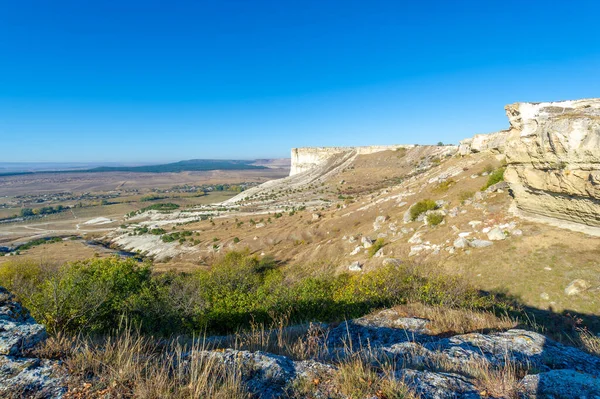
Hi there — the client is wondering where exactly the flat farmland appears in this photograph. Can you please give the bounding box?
[0,167,289,249]
[0,169,288,196]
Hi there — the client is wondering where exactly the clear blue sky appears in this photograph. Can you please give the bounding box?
[1,0,599,162]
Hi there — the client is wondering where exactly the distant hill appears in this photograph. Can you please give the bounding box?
[86,159,268,173]
[0,159,268,177]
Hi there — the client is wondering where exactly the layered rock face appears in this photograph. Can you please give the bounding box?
[290,145,414,176]
[458,130,509,155]
[504,99,600,229]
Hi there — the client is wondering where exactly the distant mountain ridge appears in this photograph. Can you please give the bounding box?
[0,159,274,177]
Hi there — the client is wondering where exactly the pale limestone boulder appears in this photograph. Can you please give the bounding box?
[468,239,493,248]
[487,227,506,241]
[361,236,374,248]
[453,237,469,249]
[458,130,509,155]
[348,261,362,272]
[470,130,509,153]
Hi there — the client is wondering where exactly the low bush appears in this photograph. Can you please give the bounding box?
[410,199,438,220]
[427,213,444,226]
[482,168,505,190]
[1,257,151,334]
[367,238,385,257]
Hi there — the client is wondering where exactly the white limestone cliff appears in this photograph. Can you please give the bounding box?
[290,145,415,176]
[503,98,600,231]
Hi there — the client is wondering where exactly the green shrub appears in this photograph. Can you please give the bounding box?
[16,237,62,251]
[482,167,505,190]
[410,200,438,220]
[0,259,55,302]
[427,213,444,226]
[368,238,385,258]
[1,251,517,337]
[5,257,152,334]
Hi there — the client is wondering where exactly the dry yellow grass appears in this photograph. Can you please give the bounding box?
[51,328,250,399]
[471,358,524,399]
[576,328,600,356]
[331,358,416,399]
[389,303,517,335]
[31,304,535,399]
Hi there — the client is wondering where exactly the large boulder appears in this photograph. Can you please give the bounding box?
[459,130,509,155]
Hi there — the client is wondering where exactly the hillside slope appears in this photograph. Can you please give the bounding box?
[106,139,599,315]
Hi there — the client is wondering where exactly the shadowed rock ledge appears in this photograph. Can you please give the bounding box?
[0,287,66,398]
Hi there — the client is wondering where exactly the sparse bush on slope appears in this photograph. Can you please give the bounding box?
[482,167,505,190]
[367,238,385,257]
[427,213,444,226]
[410,199,437,220]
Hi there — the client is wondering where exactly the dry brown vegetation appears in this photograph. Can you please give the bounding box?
[33,312,537,399]
[41,329,250,399]
[381,303,517,335]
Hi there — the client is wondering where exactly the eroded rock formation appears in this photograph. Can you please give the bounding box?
[458,130,509,155]
[504,99,600,230]
[290,145,415,176]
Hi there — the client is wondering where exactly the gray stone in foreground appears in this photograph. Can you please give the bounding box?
[0,357,65,399]
[0,287,47,357]
[423,329,600,376]
[0,286,66,399]
[398,369,482,399]
[0,321,47,357]
[520,369,600,398]
[193,349,333,399]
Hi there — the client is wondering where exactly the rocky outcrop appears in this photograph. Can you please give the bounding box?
[459,130,509,155]
[290,145,414,176]
[191,310,600,398]
[0,287,66,398]
[504,99,600,231]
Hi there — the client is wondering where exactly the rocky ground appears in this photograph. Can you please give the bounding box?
[2,286,600,398]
